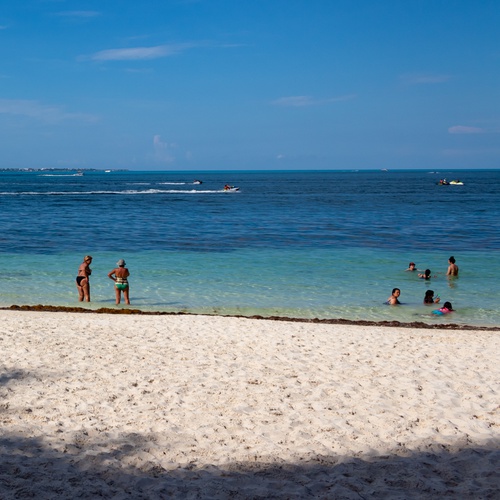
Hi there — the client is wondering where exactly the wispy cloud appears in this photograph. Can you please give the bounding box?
[272,94,356,107]
[153,135,176,163]
[448,125,486,134]
[272,96,313,107]
[88,43,195,62]
[400,73,452,84]
[0,99,98,123]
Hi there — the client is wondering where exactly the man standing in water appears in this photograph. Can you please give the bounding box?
[446,256,459,276]
[76,255,92,302]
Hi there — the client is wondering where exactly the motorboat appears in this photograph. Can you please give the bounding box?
[438,179,464,186]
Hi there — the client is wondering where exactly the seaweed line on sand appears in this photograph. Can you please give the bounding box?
[2,304,499,331]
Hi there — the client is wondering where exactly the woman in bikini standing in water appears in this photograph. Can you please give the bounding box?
[108,259,130,305]
[76,255,92,302]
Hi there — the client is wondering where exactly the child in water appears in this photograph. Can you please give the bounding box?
[432,302,453,315]
[423,290,440,304]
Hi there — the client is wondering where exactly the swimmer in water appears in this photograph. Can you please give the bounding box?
[405,262,417,272]
[387,288,401,305]
[423,290,440,305]
[446,256,459,276]
[418,269,432,280]
[432,301,453,315]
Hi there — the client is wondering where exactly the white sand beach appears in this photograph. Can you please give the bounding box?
[1,310,499,498]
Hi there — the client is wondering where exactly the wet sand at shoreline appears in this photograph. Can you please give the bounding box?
[4,304,500,331]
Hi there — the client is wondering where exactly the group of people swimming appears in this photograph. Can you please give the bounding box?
[405,256,458,280]
[77,254,459,312]
[76,256,130,305]
[387,256,459,315]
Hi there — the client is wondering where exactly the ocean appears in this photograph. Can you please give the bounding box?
[1,169,499,326]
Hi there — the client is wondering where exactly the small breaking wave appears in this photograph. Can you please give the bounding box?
[0,189,229,196]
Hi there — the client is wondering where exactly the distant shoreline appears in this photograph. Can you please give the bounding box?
[0,168,128,172]
[1,167,499,173]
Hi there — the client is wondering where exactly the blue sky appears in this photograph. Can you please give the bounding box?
[1,0,499,170]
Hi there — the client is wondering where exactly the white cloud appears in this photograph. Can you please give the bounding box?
[0,99,98,123]
[153,135,176,163]
[272,94,355,107]
[89,43,194,62]
[400,73,452,84]
[448,125,485,134]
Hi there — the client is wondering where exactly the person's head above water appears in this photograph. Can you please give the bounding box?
[419,269,431,280]
[423,289,436,304]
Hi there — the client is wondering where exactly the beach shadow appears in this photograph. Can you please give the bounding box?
[0,369,31,387]
[1,368,498,498]
[0,431,498,499]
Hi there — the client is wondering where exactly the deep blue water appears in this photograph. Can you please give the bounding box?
[1,169,499,326]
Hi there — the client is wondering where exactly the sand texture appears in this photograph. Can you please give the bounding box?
[1,310,499,498]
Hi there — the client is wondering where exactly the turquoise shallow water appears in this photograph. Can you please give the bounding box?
[0,169,499,326]
[0,247,497,326]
